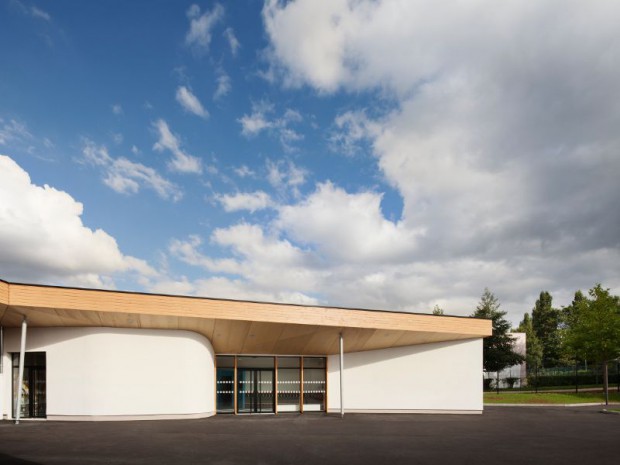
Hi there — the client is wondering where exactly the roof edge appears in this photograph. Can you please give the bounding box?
[1,277,489,322]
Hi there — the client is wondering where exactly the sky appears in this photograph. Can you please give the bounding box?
[1,0,619,325]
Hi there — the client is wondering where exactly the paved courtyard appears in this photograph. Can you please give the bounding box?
[0,407,618,464]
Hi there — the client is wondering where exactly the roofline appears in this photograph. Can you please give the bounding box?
[0,277,488,322]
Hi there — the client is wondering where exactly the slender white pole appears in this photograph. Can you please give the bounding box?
[15,316,27,424]
[0,325,4,374]
[339,332,344,418]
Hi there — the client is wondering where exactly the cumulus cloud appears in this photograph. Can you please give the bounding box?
[82,140,182,201]
[216,191,273,213]
[277,182,421,263]
[185,3,224,52]
[167,224,321,302]
[111,104,123,115]
[175,86,208,118]
[152,119,202,174]
[155,275,319,305]
[160,0,620,323]
[0,154,155,287]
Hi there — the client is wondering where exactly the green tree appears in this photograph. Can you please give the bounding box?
[560,290,586,361]
[561,290,586,327]
[472,289,524,391]
[563,284,620,405]
[531,291,562,366]
[432,305,444,315]
[516,312,543,369]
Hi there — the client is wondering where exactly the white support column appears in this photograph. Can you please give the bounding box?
[339,332,344,418]
[0,325,4,374]
[15,316,27,424]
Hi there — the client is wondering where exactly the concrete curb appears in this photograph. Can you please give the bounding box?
[601,409,620,415]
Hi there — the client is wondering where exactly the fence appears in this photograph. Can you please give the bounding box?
[484,360,620,392]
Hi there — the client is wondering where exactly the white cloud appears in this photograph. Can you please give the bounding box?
[112,132,123,144]
[111,104,123,115]
[330,110,380,156]
[238,102,304,151]
[233,164,255,178]
[224,27,240,56]
[150,274,318,305]
[239,110,273,136]
[30,6,51,21]
[277,182,421,263]
[0,119,32,146]
[168,224,322,300]
[266,159,307,195]
[216,191,273,213]
[82,140,182,201]
[214,71,231,100]
[257,0,620,322]
[185,3,224,52]
[175,86,208,118]
[0,154,155,286]
[152,119,202,174]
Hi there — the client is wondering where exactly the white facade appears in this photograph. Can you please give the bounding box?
[327,338,483,413]
[1,327,215,421]
[0,324,485,419]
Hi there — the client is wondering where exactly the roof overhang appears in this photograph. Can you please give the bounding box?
[0,279,491,355]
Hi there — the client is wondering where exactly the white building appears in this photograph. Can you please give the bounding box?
[0,279,491,421]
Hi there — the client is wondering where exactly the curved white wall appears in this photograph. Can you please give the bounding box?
[1,327,215,420]
[327,338,483,413]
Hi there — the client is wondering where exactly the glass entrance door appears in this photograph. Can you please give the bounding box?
[12,352,46,419]
[237,369,274,413]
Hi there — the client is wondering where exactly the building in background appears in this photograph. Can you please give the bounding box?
[483,332,527,389]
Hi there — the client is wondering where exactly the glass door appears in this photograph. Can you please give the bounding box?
[12,352,46,418]
[237,369,274,413]
[216,356,235,413]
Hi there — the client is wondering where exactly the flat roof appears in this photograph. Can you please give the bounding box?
[0,279,491,355]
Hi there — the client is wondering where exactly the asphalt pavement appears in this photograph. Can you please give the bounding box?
[0,407,618,464]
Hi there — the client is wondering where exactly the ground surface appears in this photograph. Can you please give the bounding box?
[1,407,619,464]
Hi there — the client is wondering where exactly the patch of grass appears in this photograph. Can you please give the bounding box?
[484,391,620,404]
[486,383,614,392]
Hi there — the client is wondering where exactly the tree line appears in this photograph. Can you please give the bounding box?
[467,284,620,404]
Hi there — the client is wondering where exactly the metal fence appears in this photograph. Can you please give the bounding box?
[484,360,620,392]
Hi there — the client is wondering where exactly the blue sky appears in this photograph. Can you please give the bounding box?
[1,0,619,323]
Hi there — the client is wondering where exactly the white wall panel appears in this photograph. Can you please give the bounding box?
[1,327,215,420]
[327,338,483,413]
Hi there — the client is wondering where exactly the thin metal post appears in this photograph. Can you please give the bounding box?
[575,358,578,394]
[339,332,344,418]
[0,325,4,374]
[15,316,27,424]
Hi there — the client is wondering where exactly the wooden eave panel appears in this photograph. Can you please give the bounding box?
[240,322,286,354]
[177,317,216,341]
[0,280,491,354]
[6,283,491,337]
[0,280,8,322]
